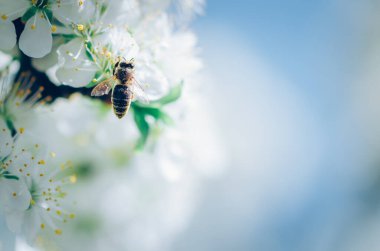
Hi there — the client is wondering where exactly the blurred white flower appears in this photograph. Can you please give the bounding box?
[1,143,75,244]
[0,73,47,133]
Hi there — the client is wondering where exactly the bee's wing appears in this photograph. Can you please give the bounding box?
[91,77,115,96]
[129,78,150,104]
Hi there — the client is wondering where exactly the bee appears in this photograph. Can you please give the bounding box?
[91,58,147,119]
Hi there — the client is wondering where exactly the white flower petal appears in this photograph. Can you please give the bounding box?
[100,0,140,26]
[0,51,13,69]
[5,210,24,233]
[57,37,86,68]
[135,64,170,100]
[0,179,31,211]
[104,28,139,59]
[0,0,30,21]
[7,151,33,175]
[56,65,97,87]
[0,120,13,159]
[19,14,52,58]
[52,0,95,24]
[32,50,58,72]
[0,20,16,50]
[22,209,40,244]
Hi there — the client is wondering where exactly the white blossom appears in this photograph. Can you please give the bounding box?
[0,0,93,58]
[0,141,75,243]
[0,1,221,250]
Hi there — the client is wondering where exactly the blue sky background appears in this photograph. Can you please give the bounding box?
[192,0,362,108]
[170,1,379,251]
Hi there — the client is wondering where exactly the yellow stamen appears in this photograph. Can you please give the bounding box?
[55,229,62,235]
[69,175,77,183]
[1,14,8,20]
[38,160,45,165]
[76,24,84,31]
[51,25,57,32]
[19,128,25,134]
[31,24,36,30]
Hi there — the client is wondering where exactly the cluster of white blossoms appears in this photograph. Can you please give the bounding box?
[0,0,224,250]
[0,75,76,249]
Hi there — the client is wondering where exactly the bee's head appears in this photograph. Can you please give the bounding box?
[115,57,134,70]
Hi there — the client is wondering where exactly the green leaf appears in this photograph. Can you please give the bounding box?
[138,106,173,125]
[155,110,173,125]
[5,117,16,137]
[21,7,37,23]
[58,34,77,43]
[133,111,150,151]
[153,82,183,106]
[3,174,19,180]
[130,83,183,150]
[44,9,53,23]
[85,40,96,62]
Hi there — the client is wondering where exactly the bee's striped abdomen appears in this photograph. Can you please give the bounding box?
[112,85,132,119]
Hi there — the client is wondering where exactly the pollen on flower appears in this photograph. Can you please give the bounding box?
[1,14,7,20]
[70,175,77,183]
[40,224,45,229]
[76,24,84,31]
[31,24,36,30]
[55,229,62,235]
[38,160,45,165]
[19,127,25,134]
